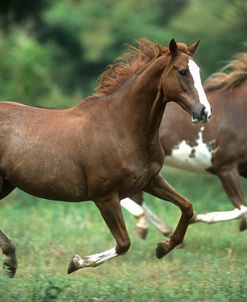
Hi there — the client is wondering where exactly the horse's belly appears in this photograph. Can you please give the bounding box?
[1,157,88,201]
[165,138,217,174]
[12,176,88,202]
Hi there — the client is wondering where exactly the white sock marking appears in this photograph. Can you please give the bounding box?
[195,205,247,223]
[75,247,118,268]
[143,203,172,234]
[120,198,144,217]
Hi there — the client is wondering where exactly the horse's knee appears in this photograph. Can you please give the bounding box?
[116,240,131,255]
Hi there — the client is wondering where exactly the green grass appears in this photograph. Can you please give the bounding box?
[0,168,247,301]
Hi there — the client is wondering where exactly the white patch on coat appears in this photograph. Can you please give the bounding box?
[188,59,211,117]
[165,127,217,173]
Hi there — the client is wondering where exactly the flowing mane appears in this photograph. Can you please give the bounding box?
[205,53,247,92]
[95,39,190,95]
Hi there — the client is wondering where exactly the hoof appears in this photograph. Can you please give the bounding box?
[67,255,80,274]
[239,216,247,231]
[135,226,148,240]
[156,241,170,259]
[3,260,17,278]
[67,260,78,274]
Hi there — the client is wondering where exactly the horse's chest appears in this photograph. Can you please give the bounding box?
[165,128,218,173]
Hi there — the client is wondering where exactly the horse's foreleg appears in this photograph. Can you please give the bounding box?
[121,192,172,239]
[0,230,17,278]
[68,193,130,274]
[191,167,247,230]
[145,173,193,258]
[143,203,173,236]
[0,177,17,278]
[121,197,149,239]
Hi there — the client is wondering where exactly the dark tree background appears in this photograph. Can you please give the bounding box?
[0,0,246,106]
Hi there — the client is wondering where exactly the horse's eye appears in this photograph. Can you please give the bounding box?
[179,69,189,76]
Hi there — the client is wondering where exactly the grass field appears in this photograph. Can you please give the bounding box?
[0,168,246,302]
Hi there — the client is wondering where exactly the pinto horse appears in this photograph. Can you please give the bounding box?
[121,52,247,239]
[0,38,211,277]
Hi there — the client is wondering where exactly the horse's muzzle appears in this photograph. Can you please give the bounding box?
[192,105,211,123]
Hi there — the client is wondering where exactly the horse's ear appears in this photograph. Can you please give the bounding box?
[188,40,200,56]
[169,39,178,57]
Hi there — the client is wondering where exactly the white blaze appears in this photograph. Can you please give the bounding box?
[188,59,211,117]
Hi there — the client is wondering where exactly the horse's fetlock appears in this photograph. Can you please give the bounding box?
[117,241,131,255]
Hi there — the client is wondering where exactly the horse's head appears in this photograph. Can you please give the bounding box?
[160,39,211,123]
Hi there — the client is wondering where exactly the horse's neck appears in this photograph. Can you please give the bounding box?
[111,57,167,138]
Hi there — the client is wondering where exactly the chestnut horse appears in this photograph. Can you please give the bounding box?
[0,38,211,277]
[121,53,247,239]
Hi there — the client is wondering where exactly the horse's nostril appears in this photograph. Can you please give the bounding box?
[200,106,206,117]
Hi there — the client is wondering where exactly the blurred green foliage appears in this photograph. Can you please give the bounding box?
[0,29,53,104]
[0,0,246,106]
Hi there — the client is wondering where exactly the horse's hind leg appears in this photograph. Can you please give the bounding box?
[0,177,17,277]
[218,167,247,231]
[121,192,172,239]
[191,166,247,231]
[0,230,17,278]
[121,193,150,239]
